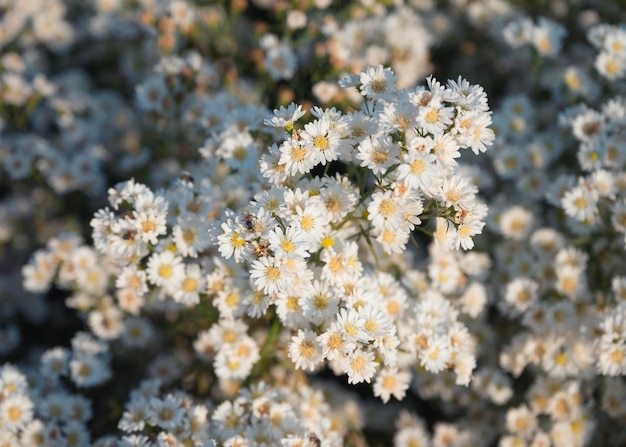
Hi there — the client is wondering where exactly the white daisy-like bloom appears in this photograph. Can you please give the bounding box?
[116,265,149,296]
[446,75,489,112]
[598,339,626,376]
[278,137,316,176]
[172,216,211,258]
[214,338,259,381]
[119,396,149,432]
[69,355,111,388]
[39,392,70,421]
[453,109,495,154]
[439,174,478,212]
[319,175,358,223]
[374,333,400,367]
[121,317,154,349]
[0,366,27,399]
[378,99,419,133]
[0,392,34,432]
[170,0,195,29]
[504,277,539,315]
[213,284,247,320]
[287,202,331,250]
[596,50,626,80]
[455,218,485,250]
[359,65,397,100]
[454,352,476,386]
[499,205,534,241]
[116,288,145,316]
[88,306,125,340]
[561,185,599,222]
[146,250,185,292]
[217,220,250,263]
[502,16,534,48]
[419,336,452,373]
[264,102,306,128]
[432,132,462,168]
[344,110,378,142]
[416,99,454,135]
[300,118,345,166]
[355,134,400,175]
[394,424,431,447]
[288,329,323,372]
[356,304,394,342]
[590,169,616,198]
[131,193,169,245]
[555,264,586,298]
[266,225,310,260]
[212,400,246,439]
[135,75,170,114]
[20,419,48,446]
[373,367,411,403]
[199,319,249,356]
[40,347,70,379]
[320,242,362,286]
[172,263,205,305]
[264,41,297,81]
[317,323,356,362]
[367,190,405,231]
[22,250,56,293]
[397,149,441,196]
[531,17,567,57]
[301,279,339,326]
[147,394,185,432]
[335,307,366,342]
[275,293,308,330]
[259,144,289,186]
[342,347,377,384]
[250,255,293,296]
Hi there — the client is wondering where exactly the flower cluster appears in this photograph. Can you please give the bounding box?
[502,15,567,57]
[7,0,626,445]
[588,23,626,80]
[0,360,94,446]
[116,379,361,446]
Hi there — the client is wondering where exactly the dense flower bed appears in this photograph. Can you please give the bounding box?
[1,1,626,446]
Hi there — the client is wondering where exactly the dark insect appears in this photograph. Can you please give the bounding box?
[122,230,136,241]
[307,432,321,447]
[179,171,194,183]
[244,214,259,232]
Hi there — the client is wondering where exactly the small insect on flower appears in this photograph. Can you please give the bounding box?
[122,230,136,241]
[252,238,270,257]
[244,214,261,233]
[179,171,194,183]
[307,432,321,447]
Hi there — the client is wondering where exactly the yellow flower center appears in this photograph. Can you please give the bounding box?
[378,199,396,216]
[299,341,316,358]
[280,240,295,253]
[231,232,245,248]
[290,145,307,161]
[371,150,388,164]
[266,266,281,281]
[327,333,343,350]
[425,108,439,124]
[300,215,313,231]
[158,265,173,279]
[314,135,329,151]
[7,406,21,421]
[182,277,198,293]
[382,375,396,390]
